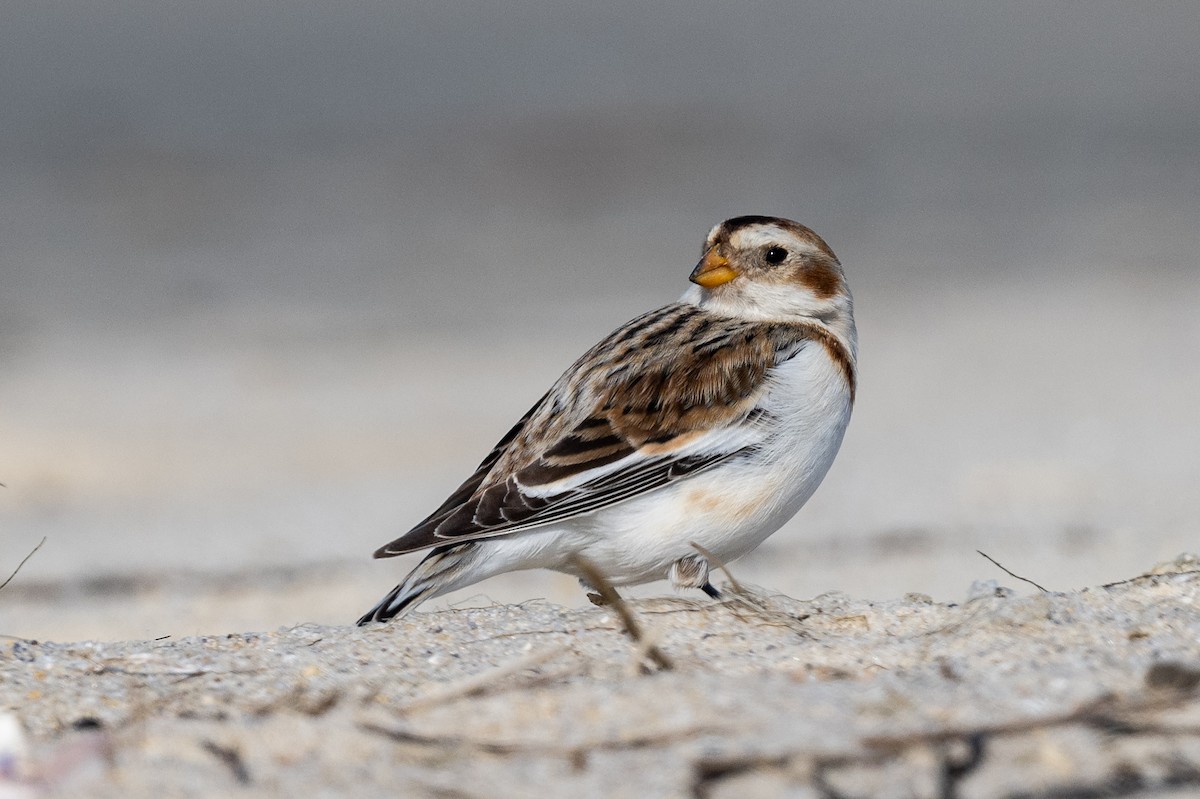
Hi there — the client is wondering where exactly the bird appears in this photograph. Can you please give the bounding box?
[357,215,857,625]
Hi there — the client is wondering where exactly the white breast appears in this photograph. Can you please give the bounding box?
[572,340,854,584]
[757,339,855,496]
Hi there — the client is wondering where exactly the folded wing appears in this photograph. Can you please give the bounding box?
[374,304,813,557]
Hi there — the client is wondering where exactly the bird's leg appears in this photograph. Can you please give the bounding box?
[669,554,722,599]
[578,577,615,606]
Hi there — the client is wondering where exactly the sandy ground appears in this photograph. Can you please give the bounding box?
[3,555,1200,798]
[2,7,1199,795]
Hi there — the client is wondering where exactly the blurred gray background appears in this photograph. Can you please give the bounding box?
[2,1,1198,640]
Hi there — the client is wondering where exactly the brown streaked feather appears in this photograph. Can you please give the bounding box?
[374,304,851,556]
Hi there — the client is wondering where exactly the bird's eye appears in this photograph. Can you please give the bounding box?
[764,246,788,264]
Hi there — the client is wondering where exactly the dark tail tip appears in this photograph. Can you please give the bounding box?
[356,582,427,626]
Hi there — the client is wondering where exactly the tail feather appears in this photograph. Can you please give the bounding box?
[356,543,478,625]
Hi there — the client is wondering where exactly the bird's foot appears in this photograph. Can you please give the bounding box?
[579,576,620,606]
[669,554,721,599]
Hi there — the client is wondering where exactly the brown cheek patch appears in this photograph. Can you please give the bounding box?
[798,259,843,300]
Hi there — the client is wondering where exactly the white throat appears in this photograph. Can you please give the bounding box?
[680,283,858,363]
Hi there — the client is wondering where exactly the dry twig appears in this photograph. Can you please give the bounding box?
[201,740,252,785]
[1,537,46,593]
[570,554,673,672]
[361,720,722,757]
[1102,568,1200,590]
[698,672,1200,799]
[689,541,745,595]
[976,550,1049,592]
[680,544,817,634]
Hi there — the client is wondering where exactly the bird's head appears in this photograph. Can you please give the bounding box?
[686,216,853,332]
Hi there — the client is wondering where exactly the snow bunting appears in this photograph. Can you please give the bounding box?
[358,215,857,625]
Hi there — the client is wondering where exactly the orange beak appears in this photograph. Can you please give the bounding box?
[689,246,739,288]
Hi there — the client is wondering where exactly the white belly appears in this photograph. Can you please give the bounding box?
[566,343,854,584]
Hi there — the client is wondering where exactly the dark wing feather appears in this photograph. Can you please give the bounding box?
[422,434,751,543]
[374,305,823,557]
